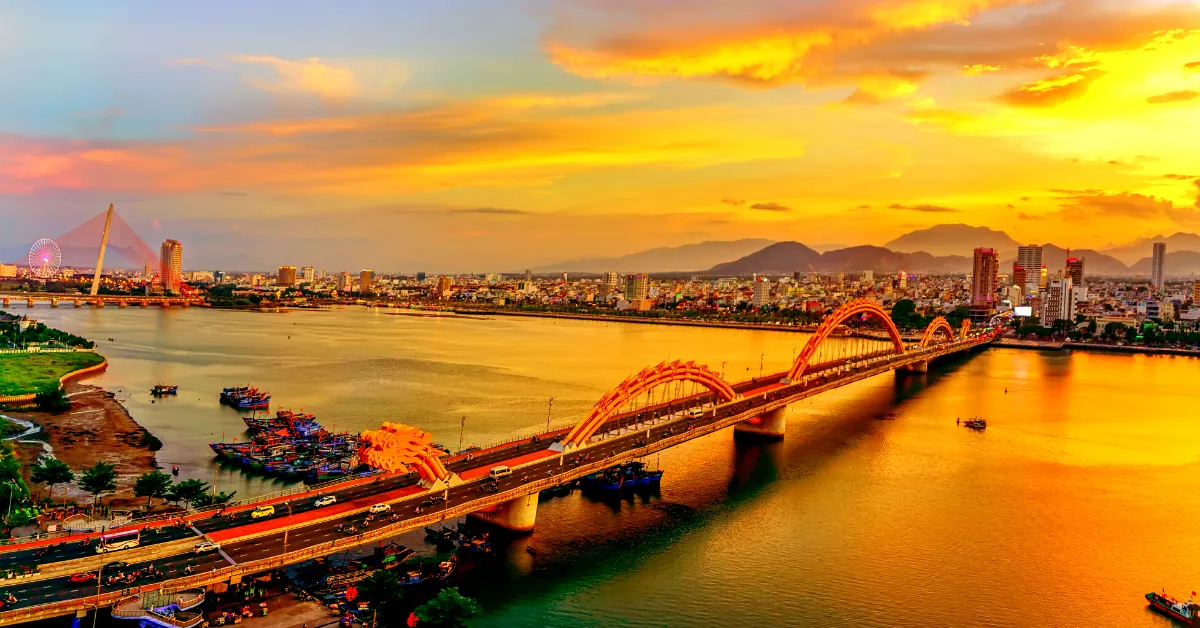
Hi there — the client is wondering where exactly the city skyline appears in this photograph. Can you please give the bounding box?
[1,1,1199,270]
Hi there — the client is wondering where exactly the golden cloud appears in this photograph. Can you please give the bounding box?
[1146,90,1199,104]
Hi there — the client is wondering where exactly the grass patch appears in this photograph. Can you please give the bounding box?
[0,418,26,438]
[0,352,104,397]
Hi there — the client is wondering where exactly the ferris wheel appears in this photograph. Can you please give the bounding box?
[28,238,62,279]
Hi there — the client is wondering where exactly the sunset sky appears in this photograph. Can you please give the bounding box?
[2,0,1199,271]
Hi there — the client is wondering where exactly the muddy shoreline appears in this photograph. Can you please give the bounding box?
[11,383,159,509]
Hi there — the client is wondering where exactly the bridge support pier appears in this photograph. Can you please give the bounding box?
[50,298,58,308]
[95,300,105,308]
[25,298,33,307]
[74,299,82,308]
[140,300,148,308]
[897,360,929,374]
[735,406,787,439]
[1,298,7,308]
[469,493,537,533]
[118,300,127,308]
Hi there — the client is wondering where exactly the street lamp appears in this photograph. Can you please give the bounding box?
[458,415,467,454]
[720,361,727,380]
[282,501,293,554]
[546,397,555,432]
[759,353,765,378]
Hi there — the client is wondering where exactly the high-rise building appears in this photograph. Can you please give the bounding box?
[213,271,225,284]
[301,266,315,284]
[752,277,771,307]
[1011,263,1027,301]
[416,272,427,282]
[360,270,374,293]
[1040,276,1074,323]
[1016,245,1043,296]
[1193,279,1200,304]
[318,267,326,280]
[561,272,568,282]
[603,271,619,287]
[1151,242,1167,288]
[897,271,907,290]
[143,263,153,279]
[437,276,454,295]
[1065,256,1084,287]
[862,270,874,282]
[336,271,350,292]
[524,269,533,283]
[160,239,182,293]
[276,266,297,287]
[970,248,999,323]
[623,274,649,301]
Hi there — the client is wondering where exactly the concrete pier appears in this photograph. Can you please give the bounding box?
[897,360,929,374]
[734,406,787,439]
[468,494,537,532]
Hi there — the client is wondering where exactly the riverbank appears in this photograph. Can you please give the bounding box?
[996,337,1200,357]
[11,383,158,508]
[453,307,820,333]
[0,351,105,397]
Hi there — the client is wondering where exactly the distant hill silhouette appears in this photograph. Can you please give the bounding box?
[708,242,970,274]
[884,224,1021,258]
[533,239,775,273]
[1103,233,1200,265]
[999,245,1129,276]
[1129,250,1200,276]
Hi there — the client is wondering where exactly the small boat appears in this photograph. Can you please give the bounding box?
[171,465,179,476]
[151,384,178,396]
[1146,590,1198,625]
[962,418,987,430]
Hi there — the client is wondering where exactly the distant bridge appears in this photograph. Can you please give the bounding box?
[0,293,201,309]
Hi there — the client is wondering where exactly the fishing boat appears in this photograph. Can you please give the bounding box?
[1146,590,1198,625]
[397,557,457,586]
[962,418,987,430]
[151,384,178,396]
[219,386,271,409]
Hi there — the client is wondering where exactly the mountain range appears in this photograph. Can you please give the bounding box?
[532,239,774,273]
[535,223,1200,276]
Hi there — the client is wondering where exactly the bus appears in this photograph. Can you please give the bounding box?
[95,529,140,554]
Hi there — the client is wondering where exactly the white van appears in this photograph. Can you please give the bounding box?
[489,466,512,480]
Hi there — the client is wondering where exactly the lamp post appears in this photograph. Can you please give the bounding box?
[282,501,293,554]
[92,561,104,628]
[759,353,765,378]
[458,415,467,454]
[546,397,555,432]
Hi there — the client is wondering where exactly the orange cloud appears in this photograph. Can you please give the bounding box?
[1146,90,1199,104]
[998,72,1101,107]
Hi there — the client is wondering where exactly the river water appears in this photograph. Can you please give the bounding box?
[20,306,1200,627]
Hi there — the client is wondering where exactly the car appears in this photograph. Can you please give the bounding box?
[488,465,512,479]
[368,503,391,514]
[68,572,97,584]
[103,561,130,571]
[250,505,275,519]
[420,495,446,508]
[193,541,221,554]
[313,495,337,508]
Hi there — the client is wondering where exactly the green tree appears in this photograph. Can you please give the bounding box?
[167,478,209,508]
[358,570,405,626]
[890,299,917,328]
[414,588,481,628]
[133,471,173,511]
[34,386,71,413]
[77,461,118,511]
[1124,326,1138,344]
[29,456,74,503]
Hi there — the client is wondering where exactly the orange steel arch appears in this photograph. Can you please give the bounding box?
[786,299,904,381]
[960,319,971,339]
[919,316,955,348]
[564,360,736,447]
